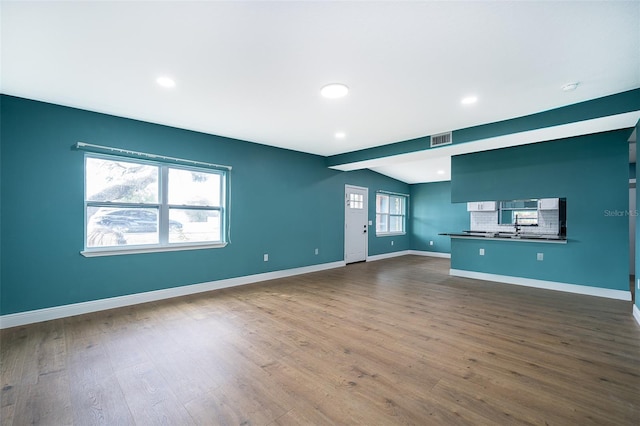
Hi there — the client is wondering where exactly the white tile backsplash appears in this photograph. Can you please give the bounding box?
[470,211,500,232]
[470,209,560,235]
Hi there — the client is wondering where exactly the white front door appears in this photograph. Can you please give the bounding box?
[344,185,368,264]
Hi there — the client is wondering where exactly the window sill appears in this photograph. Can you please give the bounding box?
[376,232,406,237]
[81,242,228,257]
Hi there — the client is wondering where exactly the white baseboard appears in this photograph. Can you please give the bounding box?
[0,261,346,329]
[366,250,410,262]
[3,258,634,329]
[408,250,451,259]
[450,269,632,301]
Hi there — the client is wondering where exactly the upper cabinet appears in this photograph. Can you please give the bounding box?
[467,201,497,212]
[538,198,559,210]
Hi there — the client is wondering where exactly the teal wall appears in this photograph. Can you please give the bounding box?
[0,96,408,315]
[450,130,631,291]
[410,181,468,253]
[1,94,634,315]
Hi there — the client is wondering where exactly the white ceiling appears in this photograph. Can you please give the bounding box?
[2,1,639,183]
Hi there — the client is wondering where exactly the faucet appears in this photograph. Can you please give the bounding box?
[514,214,521,235]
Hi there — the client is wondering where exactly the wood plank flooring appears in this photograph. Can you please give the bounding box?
[2,256,639,425]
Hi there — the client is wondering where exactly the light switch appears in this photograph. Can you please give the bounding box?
[537,253,544,261]
[479,248,485,256]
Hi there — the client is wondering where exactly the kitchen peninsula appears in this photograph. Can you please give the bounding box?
[447,130,631,302]
[442,197,567,243]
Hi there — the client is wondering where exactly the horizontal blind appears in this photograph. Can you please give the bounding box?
[75,142,232,171]
[376,190,409,198]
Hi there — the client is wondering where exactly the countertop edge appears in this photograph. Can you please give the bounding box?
[444,234,568,244]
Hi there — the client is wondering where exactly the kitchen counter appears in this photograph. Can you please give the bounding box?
[440,232,567,244]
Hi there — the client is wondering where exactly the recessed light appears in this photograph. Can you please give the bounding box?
[156,76,176,88]
[561,82,579,92]
[321,83,349,99]
[335,132,346,139]
[461,96,478,105]
[437,170,445,175]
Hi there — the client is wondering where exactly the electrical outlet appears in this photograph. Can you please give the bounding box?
[263,254,269,262]
[315,248,319,255]
[537,253,544,261]
[637,279,639,290]
[429,241,434,246]
[391,240,394,246]
[479,248,485,256]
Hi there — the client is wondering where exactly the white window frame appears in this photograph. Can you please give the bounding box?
[376,192,407,236]
[81,153,228,257]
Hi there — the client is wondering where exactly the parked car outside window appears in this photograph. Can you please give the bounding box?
[88,208,183,233]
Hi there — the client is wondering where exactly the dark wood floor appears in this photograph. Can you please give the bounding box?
[2,256,639,425]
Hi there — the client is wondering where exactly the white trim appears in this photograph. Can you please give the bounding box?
[408,250,451,259]
[376,232,406,237]
[450,269,631,301]
[0,261,345,329]
[633,304,640,327]
[81,242,228,257]
[367,250,410,262]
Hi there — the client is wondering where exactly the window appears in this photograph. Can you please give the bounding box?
[376,193,406,235]
[347,192,364,209]
[84,154,226,254]
[498,200,538,226]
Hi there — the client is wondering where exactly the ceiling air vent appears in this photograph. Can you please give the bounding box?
[430,131,452,148]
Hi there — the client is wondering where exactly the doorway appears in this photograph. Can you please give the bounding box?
[344,185,368,264]
[630,180,636,302]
